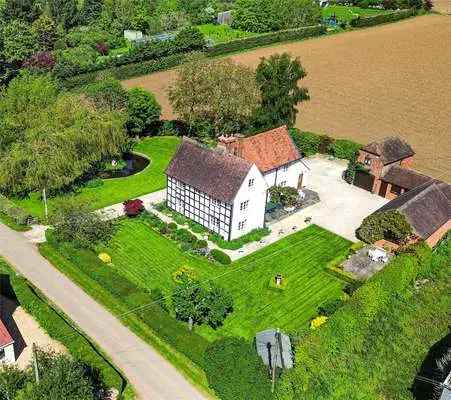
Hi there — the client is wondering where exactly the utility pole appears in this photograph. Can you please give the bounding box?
[42,188,48,220]
[32,343,40,383]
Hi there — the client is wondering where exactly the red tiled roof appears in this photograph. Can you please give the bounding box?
[233,126,301,173]
[0,319,13,348]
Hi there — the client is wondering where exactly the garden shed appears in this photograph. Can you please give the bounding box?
[255,329,293,370]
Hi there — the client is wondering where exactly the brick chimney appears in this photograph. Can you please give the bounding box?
[217,135,242,157]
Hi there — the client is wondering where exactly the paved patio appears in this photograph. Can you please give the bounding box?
[343,245,393,280]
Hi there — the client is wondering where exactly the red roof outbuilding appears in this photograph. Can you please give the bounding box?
[0,319,14,348]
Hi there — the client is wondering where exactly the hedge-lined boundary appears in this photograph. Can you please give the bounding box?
[350,8,416,27]
[205,25,326,56]
[0,193,34,228]
[60,52,189,89]
[0,259,126,394]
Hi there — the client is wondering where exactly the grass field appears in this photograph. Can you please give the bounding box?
[123,15,451,182]
[0,258,132,397]
[108,219,350,340]
[322,5,389,21]
[198,24,257,44]
[12,136,180,219]
[40,217,351,391]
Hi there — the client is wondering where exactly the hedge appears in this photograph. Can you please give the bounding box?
[206,25,326,56]
[350,8,416,28]
[210,249,232,265]
[60,52,188,89]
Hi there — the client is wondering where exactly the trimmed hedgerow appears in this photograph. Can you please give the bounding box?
[277,240,450,400]
[206,25,326,56]
[204,337,271,400]
[209,227,271,250]
[210,249,232,265]
[0,194,33,228]
[60,53,188,89]
[290,129,321,157]
[350,8,416,28]
[328,139,361,161]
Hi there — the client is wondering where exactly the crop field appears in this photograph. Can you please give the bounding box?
[123,15,451,182]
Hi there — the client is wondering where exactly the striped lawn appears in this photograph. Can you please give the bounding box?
[108,220,351,340]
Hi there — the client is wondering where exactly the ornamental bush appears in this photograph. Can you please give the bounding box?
[269,186,299,207]
[204,337,271,400]
[357,210,413,244]
[126,88,162,135]
[210,249,232,265]
[123,199,145,217]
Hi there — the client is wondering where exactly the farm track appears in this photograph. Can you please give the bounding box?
[123,15,451,182]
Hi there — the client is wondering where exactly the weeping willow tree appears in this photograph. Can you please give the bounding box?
[0,72,127,216]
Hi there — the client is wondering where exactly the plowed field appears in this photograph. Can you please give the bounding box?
[123,15,451,181]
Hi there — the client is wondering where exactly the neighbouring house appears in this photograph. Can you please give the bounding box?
[373,180,451,248]
[356,136,424,199]
[0,318,15,364]
[255,329,293,371]
[165,126,308,240]
[218,126,309,190]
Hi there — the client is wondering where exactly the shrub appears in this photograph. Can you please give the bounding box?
[209,228,271,250]
[126,88,162,135]
[204,337,271,400]
[81,76,128,111]
[174,26,206,50]
[310,315,328,329]
[269,185,299,207]
[210,249,232,265]
[343,160,356,184]
[207,25,325,56]
[53,45,98,77]
[318,298,343,316]
[50,201,115,249]
[319,134,333,154]
[196,239,208,249]
[23,51,56,71]
[95,42,109,56]
[290,129,321,157]
[350,8,416,28]
[123,199,145,217]
[357,210,413,244]
[172,266,197,283]
[172,228,197,243]
[328,139,361,161]
[98,252,112,264]
[168,222,178,231]
[159,222,170,235]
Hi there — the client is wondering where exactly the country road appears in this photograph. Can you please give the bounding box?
[0,223,207,400]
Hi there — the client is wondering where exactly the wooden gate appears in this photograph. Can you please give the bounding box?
[353,171,374,192]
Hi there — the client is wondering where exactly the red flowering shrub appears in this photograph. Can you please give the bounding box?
[24,51,56,71]
[123,199,144,217]
[96,42,110,56]
[423,0,433,10]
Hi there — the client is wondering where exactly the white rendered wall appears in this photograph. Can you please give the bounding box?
[263,160,309,190]
[0,343,15,364]
[230,165,268,240]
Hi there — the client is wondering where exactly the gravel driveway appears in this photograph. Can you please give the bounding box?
[273,155,389,242]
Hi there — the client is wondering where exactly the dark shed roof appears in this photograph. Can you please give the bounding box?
[376,182,451,239]
[362,136,415,165]
[382,165,433,190]
[165,138,253,204]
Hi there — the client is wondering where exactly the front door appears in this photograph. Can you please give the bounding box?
[297,173,304,189]
[379,181,388,197]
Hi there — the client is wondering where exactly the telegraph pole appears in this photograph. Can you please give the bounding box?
[32,343,40,383]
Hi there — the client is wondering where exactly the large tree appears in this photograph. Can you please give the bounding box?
[2,0,41,23]
[255,53,309,129]
[79,0,104,25]
[126,88,162,135]
[0,73,127,197]
[168,54,260,137]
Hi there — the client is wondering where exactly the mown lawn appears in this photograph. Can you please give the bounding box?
[40,219,350,394]
[322,5,390,22]
[12,136,180,219]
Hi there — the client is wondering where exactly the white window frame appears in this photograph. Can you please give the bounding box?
[238,220,247,230]
[283,165,288,172]
[248,178,255,188]
[240,200,249,211]
[280,181,287,187]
